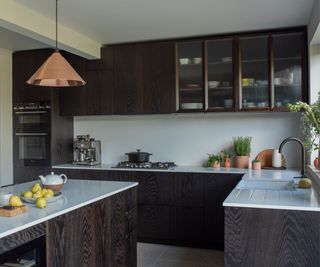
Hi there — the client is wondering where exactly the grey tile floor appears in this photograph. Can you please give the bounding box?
[137,243,224,267]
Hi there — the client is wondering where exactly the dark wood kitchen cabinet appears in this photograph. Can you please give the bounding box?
[53,168,243,249]
[113,44,144,114]
[142,42,176,114]
[59,41,175,116]
[12,49,76,184]
[113,42,176,115]
[47,187,137,267]
[60,48,114,116]
[13,49,53,102]
[176,27,308,112]
[225,207,320,267]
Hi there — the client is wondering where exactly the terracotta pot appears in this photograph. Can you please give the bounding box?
[314,157,318,169]
[212,161,221,168]
[224,158,231,168]
[252,161,261,170]
[234,156,249,169]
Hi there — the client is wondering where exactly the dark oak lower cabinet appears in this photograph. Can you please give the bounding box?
[47,188,137,267]
[53,168,242,249]
[0,188,137,267]
[225,207,320,267]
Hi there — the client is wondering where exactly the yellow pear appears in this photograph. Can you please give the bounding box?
[22,191,33,198]
[41,188,48,196]
[36,197,46,209]
[44,192,53,199]
[32,191,42,199]
[298,178,312,189]
[9,195,22,207]
[46,189,54,197]
[32,183,41,193]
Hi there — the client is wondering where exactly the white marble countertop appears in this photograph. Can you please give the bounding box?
[53,163,255,175]
[53,163,320,212]
[0,180,138,239]
[223,168,320,212]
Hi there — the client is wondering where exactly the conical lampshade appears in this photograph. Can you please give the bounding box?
[26,51,86,87]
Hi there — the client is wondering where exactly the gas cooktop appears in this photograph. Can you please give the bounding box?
[113,161,176,170]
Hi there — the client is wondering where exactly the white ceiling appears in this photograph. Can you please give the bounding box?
[0,26,48,51]
[14,0,315,45]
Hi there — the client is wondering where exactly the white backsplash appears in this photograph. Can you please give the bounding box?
[74,112,303,168]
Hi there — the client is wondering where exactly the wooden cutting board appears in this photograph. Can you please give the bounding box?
[255,149,286,168]
[0,205,28,217]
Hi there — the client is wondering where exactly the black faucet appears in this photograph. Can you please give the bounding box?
[279,137,306,177]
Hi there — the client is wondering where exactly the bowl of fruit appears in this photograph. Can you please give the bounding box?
[21,182,63,205]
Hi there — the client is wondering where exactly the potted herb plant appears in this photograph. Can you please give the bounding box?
[288,94,320,170]
[233,136,252,169]
[206,154,222,168]
[221,149,233,168]
[252,159,261,170]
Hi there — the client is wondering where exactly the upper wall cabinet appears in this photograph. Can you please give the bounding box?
[113,42,176,115]
[239,35,270,110]
[206,38,234,110]
[13,49,53,103]
[272,32,306,110]
[177,41,204,111]
[60,41,176,116]
[59,48,114,116]
[176,28,307,112]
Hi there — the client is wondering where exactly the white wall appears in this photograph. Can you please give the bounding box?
[0,48,13,186]
[74,113,302,168]
[308,0,320,44]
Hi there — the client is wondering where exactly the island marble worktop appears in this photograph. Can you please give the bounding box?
[53,164,320,212]
[0,180,138,238]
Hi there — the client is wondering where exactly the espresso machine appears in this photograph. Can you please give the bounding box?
[73,135,101,165]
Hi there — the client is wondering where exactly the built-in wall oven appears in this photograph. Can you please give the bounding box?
[13,103,51,167]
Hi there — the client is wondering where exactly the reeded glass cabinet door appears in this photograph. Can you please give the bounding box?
[207,39,234,110]
[177,42,204,110]
[273,33,303,108]
[240,36,269,109]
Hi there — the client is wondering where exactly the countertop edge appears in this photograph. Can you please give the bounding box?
[223,202,320,212]
[0,182,138,239]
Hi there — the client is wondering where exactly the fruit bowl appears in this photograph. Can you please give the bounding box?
[21,192,63,204]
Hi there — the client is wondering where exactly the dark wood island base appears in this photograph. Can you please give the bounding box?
[225,206,320,267]
[0,187,137,267]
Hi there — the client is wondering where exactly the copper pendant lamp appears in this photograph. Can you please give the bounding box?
[26,0,86,87]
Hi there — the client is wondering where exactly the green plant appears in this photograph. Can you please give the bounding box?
[252,159,260,163]
[221,149,233,159]
[233,136,252,156]
[288,93,320,152]
[206,153,222,167]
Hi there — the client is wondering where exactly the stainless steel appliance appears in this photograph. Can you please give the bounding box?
[113,161,176,170]
[13,102,51,166]
[73,135,101,165]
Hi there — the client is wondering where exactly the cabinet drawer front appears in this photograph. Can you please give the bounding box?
[136,172,174,205]
[174,173,204,207]
[138,205,173,240]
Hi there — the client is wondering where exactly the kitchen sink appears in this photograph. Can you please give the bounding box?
[236,179,296,191]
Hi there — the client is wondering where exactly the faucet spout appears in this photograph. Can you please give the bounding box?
[279,137,306,177]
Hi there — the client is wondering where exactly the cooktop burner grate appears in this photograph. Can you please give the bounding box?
[113,161,176,170]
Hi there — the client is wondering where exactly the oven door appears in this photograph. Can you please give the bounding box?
[13,133,50,167]
[13,110,50,133]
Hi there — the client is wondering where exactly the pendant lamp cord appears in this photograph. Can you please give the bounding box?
[55,0,58,51]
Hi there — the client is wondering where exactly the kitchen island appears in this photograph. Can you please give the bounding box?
[0,180,138,267]
[223,167,320,267]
